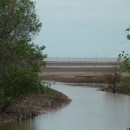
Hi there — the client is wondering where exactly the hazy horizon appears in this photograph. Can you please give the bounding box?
[34,0,130,58]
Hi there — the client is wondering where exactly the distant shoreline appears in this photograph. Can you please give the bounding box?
[44,58,120,69]
[39,66,110,84]
[39,63,129,95]
[40,59,121,84]
[44,57,118,61]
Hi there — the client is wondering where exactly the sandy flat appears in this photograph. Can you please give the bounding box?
[39,67,114,83]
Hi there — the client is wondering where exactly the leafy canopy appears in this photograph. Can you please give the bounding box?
[0,0,47,111]
[126,27,130,40]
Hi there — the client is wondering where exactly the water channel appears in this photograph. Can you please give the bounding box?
[0,82,130,130]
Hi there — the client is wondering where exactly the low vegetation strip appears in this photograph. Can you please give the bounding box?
[0,86,71,124]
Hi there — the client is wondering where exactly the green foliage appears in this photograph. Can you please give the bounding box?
[42,86,58,94]
[116,76,130,94]
[0,65,44,111]
[12,41,47,72]
[126,27,130,40]
[0,0,43,73]
[116,26,130,94]
[118,51,130,93]
[118,51,130,74]
[0,0,41,42]
[0,0,47,111]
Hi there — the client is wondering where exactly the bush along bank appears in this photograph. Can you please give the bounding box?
[0,86,71,124]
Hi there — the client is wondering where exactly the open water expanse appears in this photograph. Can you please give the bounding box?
[1,82,130,130]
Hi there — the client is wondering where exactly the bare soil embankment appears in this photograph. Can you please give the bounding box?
[0,90,71,124]
[38,66,129,94]
[39,67,112,83]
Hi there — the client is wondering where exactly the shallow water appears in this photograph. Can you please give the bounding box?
[0,82,130,130]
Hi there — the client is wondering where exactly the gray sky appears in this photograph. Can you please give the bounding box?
[34,0,130,58]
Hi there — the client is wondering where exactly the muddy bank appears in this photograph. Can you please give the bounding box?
[0,91,71,124]
[39,74,106,83]
[39,67,114,84]
[39,67,129,95]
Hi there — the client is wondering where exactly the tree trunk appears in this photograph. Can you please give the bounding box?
[112,86,116,93]
[1,102,10,112]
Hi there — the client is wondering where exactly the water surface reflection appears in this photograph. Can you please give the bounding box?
[0,82,130,130]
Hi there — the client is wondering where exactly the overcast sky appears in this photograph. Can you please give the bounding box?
[34,0,130,58]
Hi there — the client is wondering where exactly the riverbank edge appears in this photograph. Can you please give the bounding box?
[0,71,128,125]
[0,90,71,125]
[39,73,130,96]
